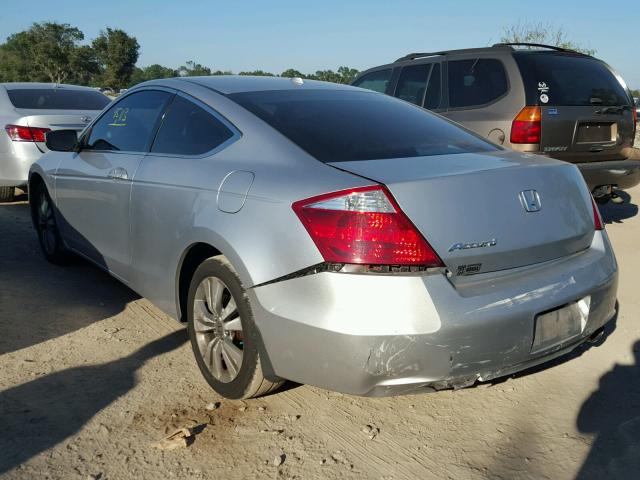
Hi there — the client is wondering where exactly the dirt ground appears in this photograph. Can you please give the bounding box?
[1,185,639,480]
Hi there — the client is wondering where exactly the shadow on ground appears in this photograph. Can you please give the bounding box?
[0,201,139,355]
[0,330,187,475]
[599,191,638,224]
[576,340,640,479]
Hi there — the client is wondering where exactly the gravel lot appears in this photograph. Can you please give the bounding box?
[1,185,639,480]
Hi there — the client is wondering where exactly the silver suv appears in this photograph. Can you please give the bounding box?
[353,43,639,202]
[0,83,110,202]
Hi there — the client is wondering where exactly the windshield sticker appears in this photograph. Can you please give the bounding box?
[109,107,129,127]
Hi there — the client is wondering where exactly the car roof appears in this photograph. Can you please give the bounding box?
[140,75,360,95]
[0,82,99,91]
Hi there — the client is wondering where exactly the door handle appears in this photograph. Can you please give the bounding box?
[107,167,129,180]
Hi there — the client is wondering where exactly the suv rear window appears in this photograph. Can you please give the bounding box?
[514,53,630,106]
[448,59,508,108]
[229,89,498,162]
[7,88,110,110]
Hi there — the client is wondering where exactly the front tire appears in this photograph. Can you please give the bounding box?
[0,186,15,202]
[187,256,282,399]
[33,184,68,264]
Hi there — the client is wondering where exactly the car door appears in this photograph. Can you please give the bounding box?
[55,89,174,282]
[128,92,240,314]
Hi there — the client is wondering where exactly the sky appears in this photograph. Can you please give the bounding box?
[1,0,639,88]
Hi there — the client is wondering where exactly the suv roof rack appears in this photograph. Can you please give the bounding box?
[393,45,514,63]
[394,51,447,62]
[491,42,588,55]
[394,43,589,63]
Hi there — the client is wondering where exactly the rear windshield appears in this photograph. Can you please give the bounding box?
[229,89,498,162]
[514,53,630,106]
[7,88,111,110]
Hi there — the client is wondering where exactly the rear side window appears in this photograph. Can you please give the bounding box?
[352,69,393,93]
[7,89,110,110]
[86,90,172,152]
[424,63,442,110]
[514,53,630,106]
[229,89,498,163]
[448,59,508,108]
[395,64,430,105]
[151,95,234,155]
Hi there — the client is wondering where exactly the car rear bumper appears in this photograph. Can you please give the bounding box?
[249,231,618,396]
[0,143,43,187]
[576,159,640,191]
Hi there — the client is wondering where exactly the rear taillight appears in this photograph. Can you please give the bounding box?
[292,186,443,267]
[4,124,50,142]
[511,106,541,144]
[591,196,604,231]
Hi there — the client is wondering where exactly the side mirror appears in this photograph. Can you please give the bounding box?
[45,129,78,152]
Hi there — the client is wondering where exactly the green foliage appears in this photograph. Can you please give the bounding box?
[178,61,212,77]
[92,28,140,90]
[130,64,177,85]
[280,68,305,78]
[238,70,275,76]
[0,22,86,83]
[500,22,596,56]
[0,22,360,88]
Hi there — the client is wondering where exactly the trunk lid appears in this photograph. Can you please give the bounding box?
[329,151,595,275]
[16,109,99,152]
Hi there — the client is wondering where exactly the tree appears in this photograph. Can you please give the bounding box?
[280,68,305,78]
[499,22,596,56]
[130,64,177,86]
[178,60,212,77]
[238,69,274,76]
[93,28,140,90]
[0,22,85,83]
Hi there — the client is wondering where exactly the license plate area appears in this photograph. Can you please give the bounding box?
[576,122,615,143]
[531,297,591,353]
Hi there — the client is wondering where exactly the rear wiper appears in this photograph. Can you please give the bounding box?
[594,106,627,115]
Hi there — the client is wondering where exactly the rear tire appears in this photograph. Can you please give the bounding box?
[187,256,283,399]
[33,183,69,264]
[0,186,15,203]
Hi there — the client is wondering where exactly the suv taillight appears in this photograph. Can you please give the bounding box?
[4,124,51,142]
[511,106,541,144]
[292,186,443,266]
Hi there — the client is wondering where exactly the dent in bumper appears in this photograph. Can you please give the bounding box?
[250,231,618,396]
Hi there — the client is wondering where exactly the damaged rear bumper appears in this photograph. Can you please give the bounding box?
[249,231,618,396]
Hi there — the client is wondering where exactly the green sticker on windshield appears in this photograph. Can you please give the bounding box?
[109,107,129,127]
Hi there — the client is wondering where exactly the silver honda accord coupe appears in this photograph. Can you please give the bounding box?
[29,76,618,399]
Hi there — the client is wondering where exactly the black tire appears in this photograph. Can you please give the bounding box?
[0,186,15,203]
[187,256,282,399]
[33,183,69,264]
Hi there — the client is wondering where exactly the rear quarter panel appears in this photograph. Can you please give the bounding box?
[442,53,526,149]
[127,83,372,319]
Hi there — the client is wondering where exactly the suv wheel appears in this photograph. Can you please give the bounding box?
[187,256,282,399]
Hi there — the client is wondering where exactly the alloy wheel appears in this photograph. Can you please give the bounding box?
[192,276,244,383]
